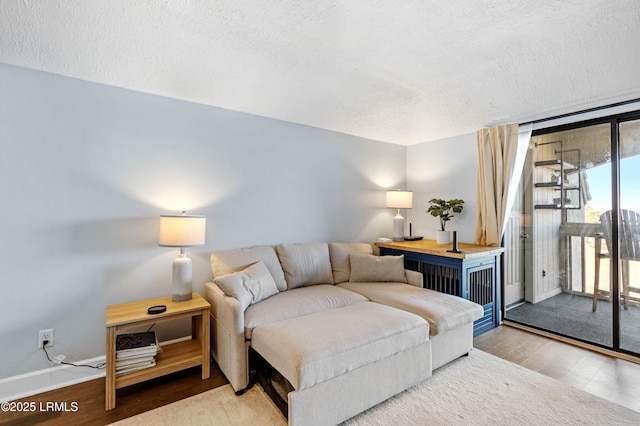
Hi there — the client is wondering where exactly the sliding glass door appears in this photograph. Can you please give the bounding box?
[619,118,640,354]
[505,111,640,357]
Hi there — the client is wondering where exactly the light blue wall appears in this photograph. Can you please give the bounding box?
[0,63,407,380]
[406,133,478,243]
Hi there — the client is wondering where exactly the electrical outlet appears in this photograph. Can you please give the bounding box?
[38,328,54,348]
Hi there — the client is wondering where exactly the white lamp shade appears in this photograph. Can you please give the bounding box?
[159,215,206,247]
[386,190,413,209]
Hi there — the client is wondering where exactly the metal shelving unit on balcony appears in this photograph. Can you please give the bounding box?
[534,141,582,210]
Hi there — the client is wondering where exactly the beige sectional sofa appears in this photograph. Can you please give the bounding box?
[204,242,483,425]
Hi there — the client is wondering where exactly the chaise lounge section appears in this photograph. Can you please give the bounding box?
[204,242,483,425]
[252,302,431,425]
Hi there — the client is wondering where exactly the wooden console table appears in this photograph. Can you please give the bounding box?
[376,240,504,336]
[105,293,210,410]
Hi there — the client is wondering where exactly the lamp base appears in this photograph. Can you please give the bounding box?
[172,253,193,302]
[173,294,192,302]
[392,213,405,242]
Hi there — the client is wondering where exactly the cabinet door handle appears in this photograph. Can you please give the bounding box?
[520,232,530,239]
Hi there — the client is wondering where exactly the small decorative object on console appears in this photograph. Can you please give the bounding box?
[427,198,464,244]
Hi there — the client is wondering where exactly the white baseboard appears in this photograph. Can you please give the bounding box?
[0,336,193,402]
[0,356,106,402]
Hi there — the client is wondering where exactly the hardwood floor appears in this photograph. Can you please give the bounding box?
[3,324,640,425]
[0,361,227,426]
[474,324,640,414]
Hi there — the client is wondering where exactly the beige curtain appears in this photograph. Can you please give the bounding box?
[475,123,532,246]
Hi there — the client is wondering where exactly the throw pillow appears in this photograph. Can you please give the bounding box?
[349,254,407,283]
[328,242,373,283]
[211,245,287,291]
[276,243,335,289]
[214,261,279,309]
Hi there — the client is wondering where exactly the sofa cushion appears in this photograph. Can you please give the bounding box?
[244,285,367,339]
[211,245,287,291]
[276,243,334,289]
[214,261,278,310]
[337,282,483,336]
[349,254,407,283]
[251,302,429,390]
[328,242,373,283]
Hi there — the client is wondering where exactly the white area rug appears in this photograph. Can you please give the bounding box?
[114,350,640,425]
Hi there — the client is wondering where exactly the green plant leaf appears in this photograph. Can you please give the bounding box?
[426,198,465,231]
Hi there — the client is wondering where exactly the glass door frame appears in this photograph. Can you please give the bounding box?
[508,109,640,356]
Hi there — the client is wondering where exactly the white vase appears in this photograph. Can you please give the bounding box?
[436,230,450,244]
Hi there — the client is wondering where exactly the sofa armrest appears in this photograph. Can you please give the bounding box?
[204,281,249,392]
[405,269,423,287]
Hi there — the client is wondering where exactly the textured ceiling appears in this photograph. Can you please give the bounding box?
[1,0,639,145]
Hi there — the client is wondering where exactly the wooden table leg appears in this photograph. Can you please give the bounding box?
[105,326,116,410]
[200,309,210,379]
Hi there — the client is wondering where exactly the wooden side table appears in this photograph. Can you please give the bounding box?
[105,293,210,410]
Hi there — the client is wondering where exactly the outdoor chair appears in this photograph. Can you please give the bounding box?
[592,209,640,312]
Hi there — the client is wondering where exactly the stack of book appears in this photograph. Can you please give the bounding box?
[115,331,160,376]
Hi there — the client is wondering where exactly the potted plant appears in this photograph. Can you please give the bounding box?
[427,198,465,244]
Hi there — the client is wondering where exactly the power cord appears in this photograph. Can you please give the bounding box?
[41,326,155,369]
[42,340,106,369]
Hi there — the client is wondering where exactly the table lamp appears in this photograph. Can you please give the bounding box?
[159,212,206,301]
[386,190,413,242]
